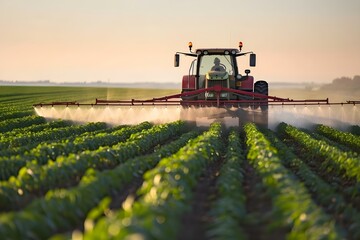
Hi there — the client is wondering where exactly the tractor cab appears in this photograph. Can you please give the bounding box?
[175,42,257,101]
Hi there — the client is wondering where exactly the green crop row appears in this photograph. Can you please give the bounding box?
[305,129,357,156]
[0,115,46,133]
[0,110,34,122]
[0,105,20,112]
[0,105,31,114]
[0,122,194,239]
[277,122,360,183]
[0,122,108,181]
[262,128,360,239]
[0,122,152,211]
[0,121,184,211]
[83,122,223,240]
[0,122,108,150]
[244,123,343,240]
[1,120,72,142]
[206,129,247,240]
[0,123,116,172]
[28,122,150,165]
[0,123,126,159]
[66,130,199,240]
[315,124,360,154]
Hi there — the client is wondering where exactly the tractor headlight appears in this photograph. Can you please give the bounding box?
[224,50,230,55]
[206,92,215,98]
[220,93,228,98]
[231,50,237,54]
[196,50,202,55]
[203,50,209,55]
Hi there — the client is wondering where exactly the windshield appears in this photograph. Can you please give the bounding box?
[199,55,234,76]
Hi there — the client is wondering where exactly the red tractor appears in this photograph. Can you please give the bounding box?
[174,42,268,110]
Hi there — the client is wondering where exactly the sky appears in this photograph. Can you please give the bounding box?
[0,0,359,84]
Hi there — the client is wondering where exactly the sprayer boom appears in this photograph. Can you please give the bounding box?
[33,86,357,108]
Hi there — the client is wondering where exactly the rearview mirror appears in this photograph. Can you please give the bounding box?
[250,53,256,67]
[174,54,180,67]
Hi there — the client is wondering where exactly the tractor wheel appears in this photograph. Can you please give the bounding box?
[254,80,268,111]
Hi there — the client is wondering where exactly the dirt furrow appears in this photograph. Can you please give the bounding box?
[177,158,223,240]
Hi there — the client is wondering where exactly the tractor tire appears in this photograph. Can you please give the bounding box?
[254,80,268,111]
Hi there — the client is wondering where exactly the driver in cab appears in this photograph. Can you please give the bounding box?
[211,57,226,72]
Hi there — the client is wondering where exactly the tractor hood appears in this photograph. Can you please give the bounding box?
[206,71,229,80]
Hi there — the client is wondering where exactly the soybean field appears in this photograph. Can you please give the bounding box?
[0,86,359,240]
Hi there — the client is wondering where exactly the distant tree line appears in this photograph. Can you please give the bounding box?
[321,75,360,90]
[0,80,50,84]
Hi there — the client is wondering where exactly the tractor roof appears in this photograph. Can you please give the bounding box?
[195,48,240,54]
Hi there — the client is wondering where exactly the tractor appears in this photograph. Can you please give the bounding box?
[174,42,268,110]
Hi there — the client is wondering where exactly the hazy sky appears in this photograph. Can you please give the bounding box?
[1,0,359,84]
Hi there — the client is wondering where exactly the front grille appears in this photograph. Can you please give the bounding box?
[205,79,230,100]
[207,79,228,88]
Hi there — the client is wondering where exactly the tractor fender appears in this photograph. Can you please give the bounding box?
[236,76,254,91]
[182,75,196,90]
